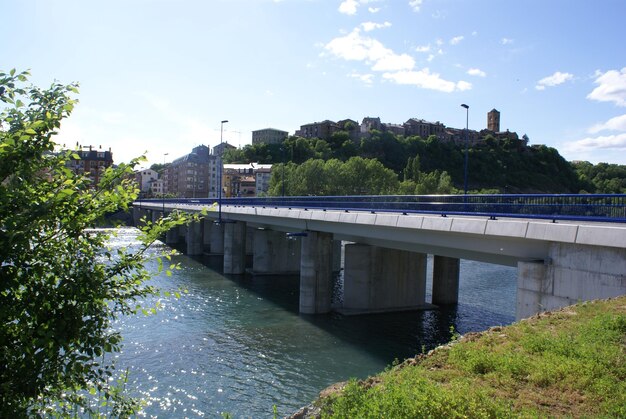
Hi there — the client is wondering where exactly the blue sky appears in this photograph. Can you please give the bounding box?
[3,0,626,167]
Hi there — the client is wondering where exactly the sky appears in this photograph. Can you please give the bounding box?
[2,0,626,167]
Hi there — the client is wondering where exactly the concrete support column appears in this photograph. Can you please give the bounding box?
[246,225,255,256]
[432,255,460,305]
[202,219,213,252]
[332,240,342,272]
[133,207,149,226]
[343,244,427,314]
[165,225,180,246]
[516,243,626,320]
[209,222,224,254]
[252,229,301,274]
[186,220,203,255]
[151,209,162,223]
[300,231,333,314]
[223,221,247,274]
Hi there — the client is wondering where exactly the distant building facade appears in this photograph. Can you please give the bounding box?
[488,109,501,132]
[213,142,236,157]
[223,163,272,197]
[67,145,114,186]
[252,128,289,145]
[135,169,159,196]
[165,145,220,198]
[295,120,339,140]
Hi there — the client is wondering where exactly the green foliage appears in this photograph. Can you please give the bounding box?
[0,69,199,416]
[320,298,626,418]
[572,160,626,193]
[268,157,399,196]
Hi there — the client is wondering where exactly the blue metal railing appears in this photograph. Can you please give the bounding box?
[138,194,626,223]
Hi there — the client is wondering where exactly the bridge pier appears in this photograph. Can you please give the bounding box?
[516,243,626,320]
[202,219,212,252]
[165,224,180,245]
[342,244,427,314]
[207,222,224,254]
[223,221,247,274]
[252,229,301,274]
[300,231,334,314]
[432,255,460,305]
[151,209,162,223]
[186,220,203,255]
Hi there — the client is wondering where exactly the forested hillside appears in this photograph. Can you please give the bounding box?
[223,131,626,195]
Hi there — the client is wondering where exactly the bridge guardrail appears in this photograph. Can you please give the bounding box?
[137,194,626,223]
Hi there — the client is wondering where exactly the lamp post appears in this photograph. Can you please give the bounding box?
[281,146,286,198]
[162,152,169,213]
[461,104,469,196]
[218,120,228,223]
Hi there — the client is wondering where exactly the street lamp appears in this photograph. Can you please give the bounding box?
[218,120,228,223]
[162,152,169,213]
[461,104,469,196]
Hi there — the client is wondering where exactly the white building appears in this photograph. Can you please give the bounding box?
[135,169,159,196]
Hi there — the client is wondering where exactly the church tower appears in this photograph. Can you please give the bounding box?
[488,109,500,132]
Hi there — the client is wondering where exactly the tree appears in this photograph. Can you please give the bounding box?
[0,69,199,416]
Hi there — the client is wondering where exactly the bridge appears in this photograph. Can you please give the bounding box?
[133,194,626,320]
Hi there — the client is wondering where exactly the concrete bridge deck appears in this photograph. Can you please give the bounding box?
[133,201,626,320]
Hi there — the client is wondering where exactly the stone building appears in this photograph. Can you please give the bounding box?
[252,128,289,145]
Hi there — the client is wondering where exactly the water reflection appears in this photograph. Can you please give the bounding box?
[112,228,516,417]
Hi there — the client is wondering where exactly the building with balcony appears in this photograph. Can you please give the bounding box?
[165,145,219,198]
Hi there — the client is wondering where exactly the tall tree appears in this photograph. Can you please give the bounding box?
[0,69,198,416]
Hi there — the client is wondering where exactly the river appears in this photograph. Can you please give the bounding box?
[110,227,517,418]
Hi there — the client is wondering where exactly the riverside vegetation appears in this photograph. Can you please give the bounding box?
[0,70,201,416]
[294,297,626,418]
[220,129,626,195]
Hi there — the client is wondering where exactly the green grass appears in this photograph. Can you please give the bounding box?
[318,298,626,418]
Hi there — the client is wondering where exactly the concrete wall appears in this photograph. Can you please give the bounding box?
[517,242,626,320]
[343,244,427,313]
[252,229,301,274]
[300,231,333,314]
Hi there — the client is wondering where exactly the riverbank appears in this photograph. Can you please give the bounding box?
[291,297,626,418]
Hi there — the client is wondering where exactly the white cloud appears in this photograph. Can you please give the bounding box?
[349,72,374,84]
[501,37,514,45]
[368,7,380,13]
[589,114,626,134]
[372,53,415,71]
[535,71,574,90]
[449,35,464,45]
[339,0,359,15]
[325,24,467,93]
[467,68,486,77]
[361,21,391,32]
[324,28,414,71]
[409,0,423,12]
[383,69,471,92]
[415,44,430,53]
[587,67,626,107]
[426,54,434,62]
[567,133,626,152]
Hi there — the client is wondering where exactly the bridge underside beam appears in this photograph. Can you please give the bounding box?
[516,243,626,320]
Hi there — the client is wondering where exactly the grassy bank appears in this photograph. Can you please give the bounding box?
[310,297,626,418]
